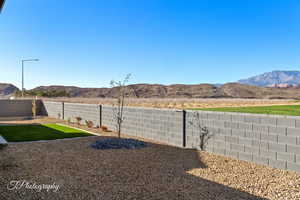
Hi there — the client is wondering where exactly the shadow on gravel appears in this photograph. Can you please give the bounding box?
[0,136,269,200]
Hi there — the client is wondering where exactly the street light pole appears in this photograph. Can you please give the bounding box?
[21,59,39,97]
[22,60,24,97]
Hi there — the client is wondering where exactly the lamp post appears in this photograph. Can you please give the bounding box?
[21,59,39,97]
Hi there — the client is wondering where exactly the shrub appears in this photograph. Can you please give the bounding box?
[75,117,82,125]
[100,125,108,132]
[85,120,94,128]
[67,117,71,124]
[32,99,37,118]
[188,111,214,150]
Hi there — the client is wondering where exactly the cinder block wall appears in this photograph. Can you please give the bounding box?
[102,106,184,147]
[0,99,43,117]
[186,110,300,172]
[42,101,64,119]
[42,102,184,147]
[64,103,101,127]
[40,101,300,173]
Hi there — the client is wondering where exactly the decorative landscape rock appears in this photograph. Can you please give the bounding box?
[91,138,147,150]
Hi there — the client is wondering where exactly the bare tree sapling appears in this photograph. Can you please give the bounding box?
[189,112,214,150]
[110,74,131,138]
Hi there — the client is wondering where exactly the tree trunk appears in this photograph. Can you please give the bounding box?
[118,127,121,138]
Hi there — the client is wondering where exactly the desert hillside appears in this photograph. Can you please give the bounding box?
[0,83,19,97]
[3,78,300,99]
[27,83,300,99]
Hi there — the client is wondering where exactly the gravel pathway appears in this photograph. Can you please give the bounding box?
[0,134,299,200]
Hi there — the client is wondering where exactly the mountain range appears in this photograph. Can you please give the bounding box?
[238,70,300,87]
[0,83,19,97]
[2,70,300,99]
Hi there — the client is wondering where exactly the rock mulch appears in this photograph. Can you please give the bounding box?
[91,138,147,150]
[0,134,299,200]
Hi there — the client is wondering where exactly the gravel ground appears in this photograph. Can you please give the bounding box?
[0,119,299,200]
[0,136,299,200]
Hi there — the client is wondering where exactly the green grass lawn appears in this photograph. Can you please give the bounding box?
[191,105,300,116]
[0,124,93,142]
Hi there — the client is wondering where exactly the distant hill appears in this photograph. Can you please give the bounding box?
[238,71,300,87]
[27,83,300,99]
[29,84,222,98]
[5,73,300,99]
[0,83,19,97]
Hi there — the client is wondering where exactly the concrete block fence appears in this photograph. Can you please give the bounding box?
[17,100,300,173]
[0,99,44,118]
[64,103,101,127]
[102,106,184,147]
[185,110,300,172]
[42,101,64,119]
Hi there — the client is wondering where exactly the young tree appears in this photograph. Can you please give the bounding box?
[189,112,214,150]
[32,98,37,118]
[110,74,131,138]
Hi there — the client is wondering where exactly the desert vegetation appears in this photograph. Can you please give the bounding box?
[13,89,70,97]
[188,111,214,150]
[85,120,94,128]
[31,99,37,118]
[75,116,82,125]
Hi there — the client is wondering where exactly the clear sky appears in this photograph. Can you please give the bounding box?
[1,0,300,89]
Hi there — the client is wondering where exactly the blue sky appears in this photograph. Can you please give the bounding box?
[1,0,300,89]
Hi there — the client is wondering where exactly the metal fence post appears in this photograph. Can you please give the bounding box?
[183,110,186,148]
[99,104,102,127]
[62,102,65,120]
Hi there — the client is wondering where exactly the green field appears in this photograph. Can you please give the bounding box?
[192,105,300,116]
[0,124,92,142]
